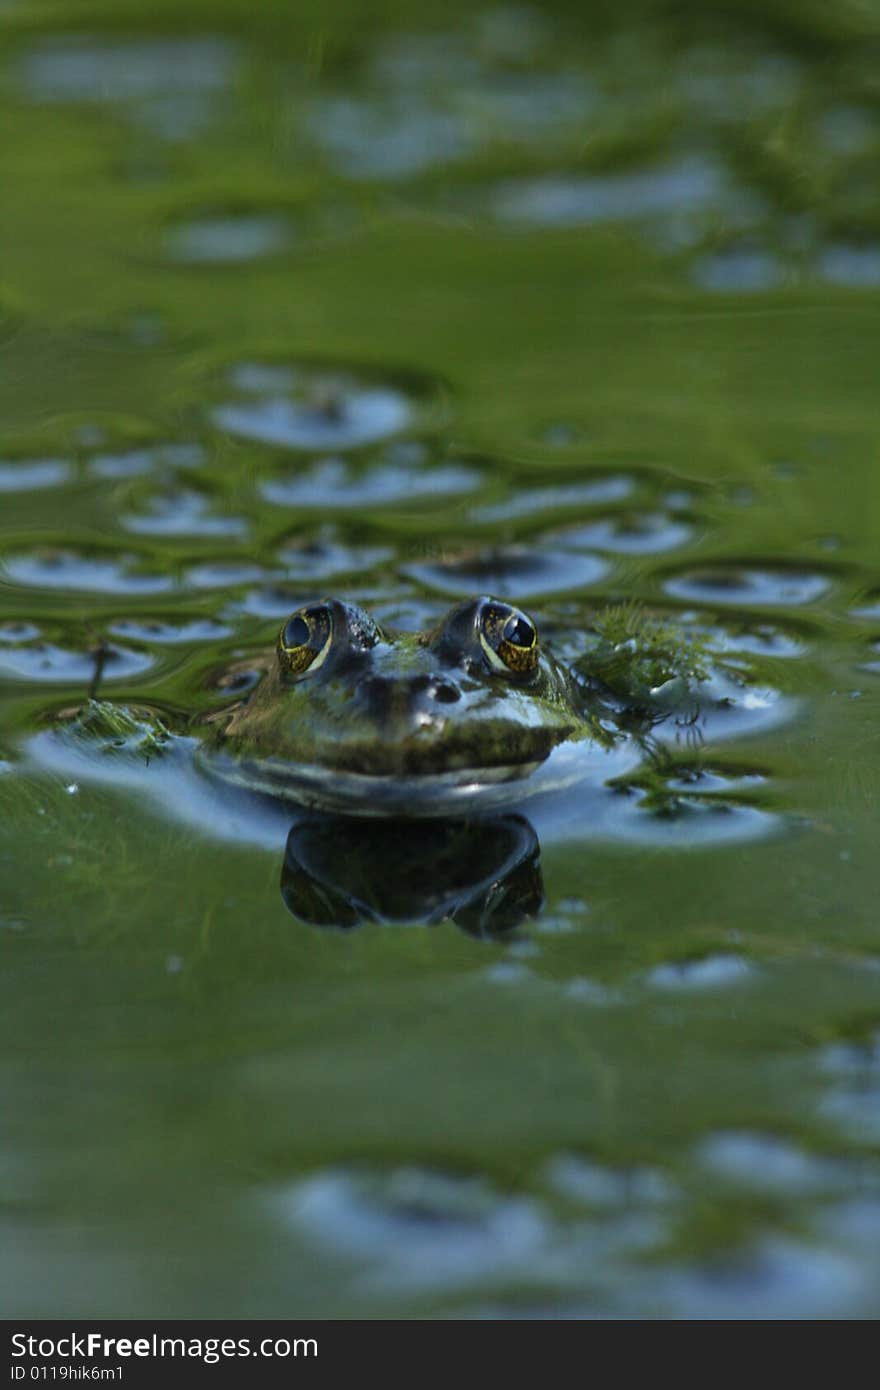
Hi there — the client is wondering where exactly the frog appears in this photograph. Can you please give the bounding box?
[196,593,713,818]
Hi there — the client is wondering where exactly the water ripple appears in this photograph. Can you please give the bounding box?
[665,564,833,608]
[2,548,172,595]
[261,455,479,508]
[0,458,71,493]
[0,640,153,685]
[212,361,440,452]
[404,547,609,599]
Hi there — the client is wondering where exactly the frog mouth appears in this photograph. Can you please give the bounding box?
[200,749,549,817]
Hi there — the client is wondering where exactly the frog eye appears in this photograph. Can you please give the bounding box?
[278,604,333,679]
[479,602,539,675]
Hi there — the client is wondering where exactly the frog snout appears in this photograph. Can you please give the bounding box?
[356,672,462,719]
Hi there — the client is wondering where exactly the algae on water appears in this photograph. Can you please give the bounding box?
[64,700,172,763]
[577,604,717,707]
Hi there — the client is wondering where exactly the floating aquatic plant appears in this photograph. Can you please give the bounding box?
[578,602,716,708]
[62,699,172,763]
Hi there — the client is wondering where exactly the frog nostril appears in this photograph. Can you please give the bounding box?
[427,677,460,704]
[408,673,460,702]
[358,672,461,712]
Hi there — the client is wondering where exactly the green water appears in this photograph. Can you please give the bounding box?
[3,0,880,1318]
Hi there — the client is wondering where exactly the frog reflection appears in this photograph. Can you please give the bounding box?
[280,812,543,937]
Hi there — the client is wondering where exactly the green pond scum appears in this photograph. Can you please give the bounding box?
[2,0,880,1320]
